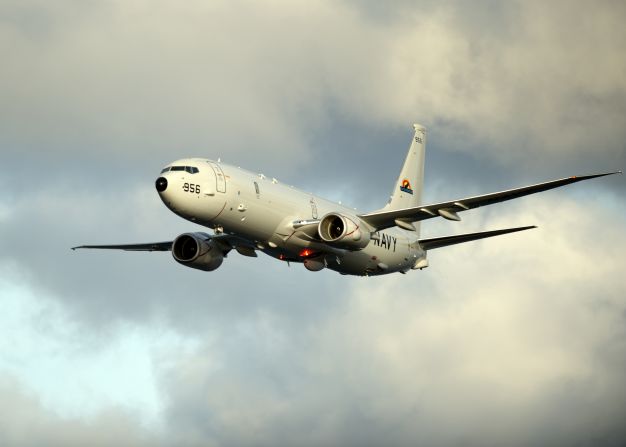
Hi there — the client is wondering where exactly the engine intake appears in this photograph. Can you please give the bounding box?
[318,213,370,250]
[172,232,224,271]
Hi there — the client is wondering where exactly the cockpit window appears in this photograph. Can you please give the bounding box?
[163,166,199,174]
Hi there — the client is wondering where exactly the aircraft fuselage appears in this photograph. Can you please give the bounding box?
[157,159,423,276]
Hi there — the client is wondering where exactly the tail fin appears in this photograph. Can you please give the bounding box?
[386,124,426,211]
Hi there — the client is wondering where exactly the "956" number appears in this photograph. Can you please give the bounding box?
[183,183,200,194]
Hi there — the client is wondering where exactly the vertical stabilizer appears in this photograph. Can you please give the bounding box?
[386,124,426,211]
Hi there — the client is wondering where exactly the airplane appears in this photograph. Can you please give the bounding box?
[73,124,620,276]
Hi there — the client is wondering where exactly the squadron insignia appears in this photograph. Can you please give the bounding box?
[400,179,413,194]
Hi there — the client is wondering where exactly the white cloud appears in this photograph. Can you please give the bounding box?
[0,376,156,447]
[0,275,198,428]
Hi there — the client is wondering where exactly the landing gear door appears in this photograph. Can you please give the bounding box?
[209,162,227,193]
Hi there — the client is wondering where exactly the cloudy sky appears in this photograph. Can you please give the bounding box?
[1,0,625,445]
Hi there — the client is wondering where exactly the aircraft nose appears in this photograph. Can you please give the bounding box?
[155,177,168,192]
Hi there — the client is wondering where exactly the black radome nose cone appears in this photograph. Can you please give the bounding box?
[155,177,168,192]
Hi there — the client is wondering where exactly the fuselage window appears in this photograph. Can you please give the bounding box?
[254,181,260,196]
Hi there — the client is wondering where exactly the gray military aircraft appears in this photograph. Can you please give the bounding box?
[73,124,620,276]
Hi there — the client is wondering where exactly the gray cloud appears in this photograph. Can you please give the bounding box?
[2,0,624,170]
[153,198,626,447]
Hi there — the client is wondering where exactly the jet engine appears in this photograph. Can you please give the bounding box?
[171,232,224,271]
[318,213,370,250]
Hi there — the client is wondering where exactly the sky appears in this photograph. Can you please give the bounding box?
[1,0,625,445]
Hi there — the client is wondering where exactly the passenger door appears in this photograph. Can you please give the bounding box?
[209,162,226,193]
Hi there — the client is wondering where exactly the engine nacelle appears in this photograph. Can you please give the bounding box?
[171,232,224,271]
[318,213,370,250]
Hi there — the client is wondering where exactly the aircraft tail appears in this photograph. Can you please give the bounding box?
[387,124,426,210]
[383,124,426,233]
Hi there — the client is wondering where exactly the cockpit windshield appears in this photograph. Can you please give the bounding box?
[160,166,199,174]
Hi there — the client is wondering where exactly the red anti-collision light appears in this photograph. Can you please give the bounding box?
[299,248,315,258]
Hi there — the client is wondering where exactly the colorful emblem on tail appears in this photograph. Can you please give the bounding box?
[400,179,413,194]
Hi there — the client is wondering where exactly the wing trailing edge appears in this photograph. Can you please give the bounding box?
[418,225,536,251]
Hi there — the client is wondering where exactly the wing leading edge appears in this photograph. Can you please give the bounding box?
[71,241,173,251]
[360,171,621,231]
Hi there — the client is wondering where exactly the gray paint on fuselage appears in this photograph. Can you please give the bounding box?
[159,158,422,276]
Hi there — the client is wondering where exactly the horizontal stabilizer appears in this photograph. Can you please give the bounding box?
[419,225,536,251]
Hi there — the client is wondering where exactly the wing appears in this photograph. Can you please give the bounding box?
[418,226,536,251]
[71,234,257,254]
[359,171,621,231]
[71,241,172,251]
